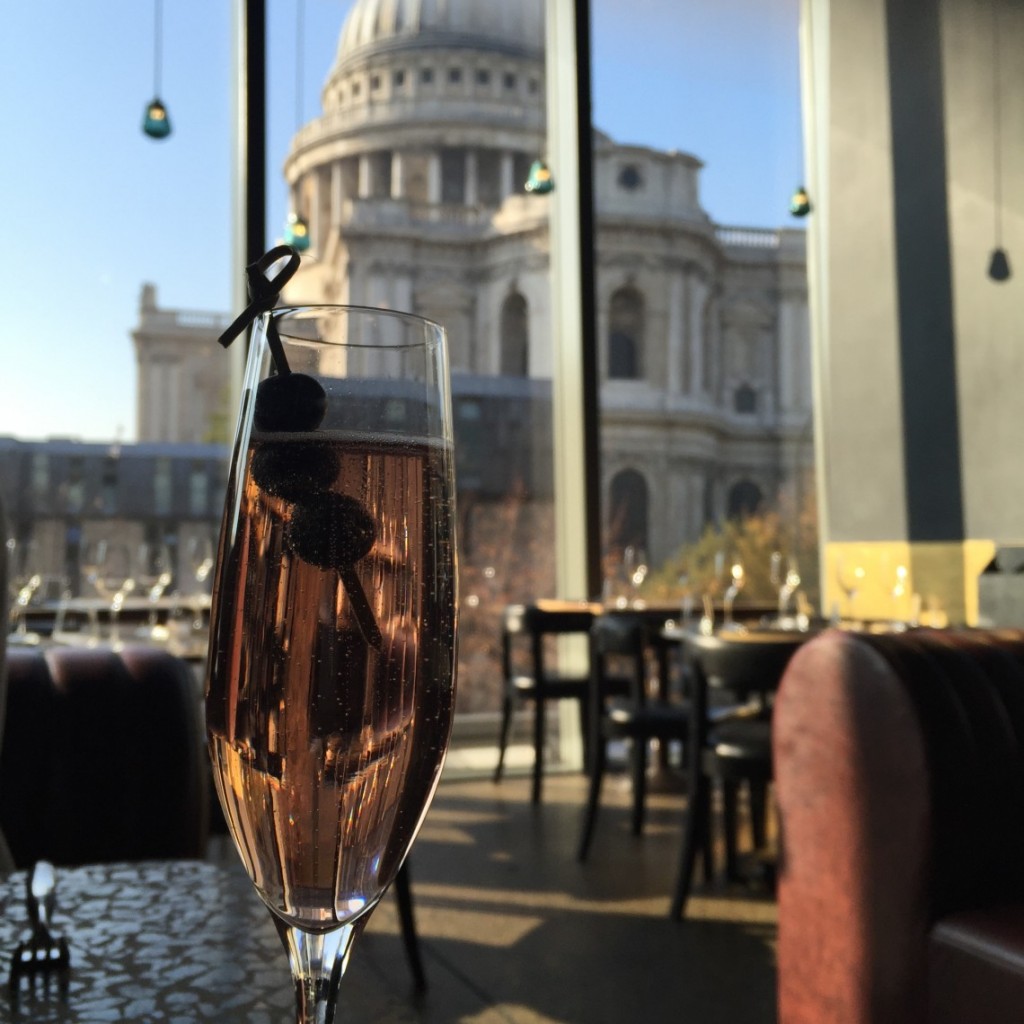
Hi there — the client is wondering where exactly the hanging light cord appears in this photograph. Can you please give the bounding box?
[992,0,1003,246]
[152,0,164,98]
[295,0,305,130]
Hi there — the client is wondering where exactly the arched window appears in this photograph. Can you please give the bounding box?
[607,468,649,553]
[608,287,644,379]
[727,480,763,520]
[500,292,529,376]
[734,383,757,413]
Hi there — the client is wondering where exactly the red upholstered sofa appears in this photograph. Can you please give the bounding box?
[773,628,1024,1024]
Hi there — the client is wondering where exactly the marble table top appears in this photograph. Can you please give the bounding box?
[0,860,295,1023]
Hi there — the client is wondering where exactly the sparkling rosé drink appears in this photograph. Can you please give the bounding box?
[206,431,456,929]
[204,291,457,1024]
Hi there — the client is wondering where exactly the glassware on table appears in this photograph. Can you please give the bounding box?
[82,539,137,646]
[6,537,42,640]
[722,560,746,630]
[186,534,215,631]
[624,545,648,607]
[205,304,458,1024]
[836,554,866,622]
[136,541,174,635]
[775,555,802,622]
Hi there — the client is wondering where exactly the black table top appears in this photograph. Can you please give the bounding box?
[0,860,293,1023]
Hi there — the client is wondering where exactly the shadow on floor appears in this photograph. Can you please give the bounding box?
[335,772,777,1024]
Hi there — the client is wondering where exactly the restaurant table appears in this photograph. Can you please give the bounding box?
[0,860,293,1023]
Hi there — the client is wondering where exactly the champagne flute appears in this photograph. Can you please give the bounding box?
[205,304,458,1024]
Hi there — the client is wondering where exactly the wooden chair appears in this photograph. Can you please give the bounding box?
[494,602,596,803]
[577,612,688,861]
[671,631,806,919]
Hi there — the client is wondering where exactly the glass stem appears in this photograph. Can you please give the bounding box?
[276,918,364,1024]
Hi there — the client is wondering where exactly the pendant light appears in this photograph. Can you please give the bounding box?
[142,0,172,139]
[283,0,311,250]
[789,185,811,218]
[988,0,1011,281]
[525,159,555,194]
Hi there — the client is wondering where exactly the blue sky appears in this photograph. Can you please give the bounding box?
[0,0,801,442]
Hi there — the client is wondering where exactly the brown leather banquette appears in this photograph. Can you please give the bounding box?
[774,628,1024,1024]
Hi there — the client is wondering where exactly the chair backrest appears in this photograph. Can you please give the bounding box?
[0,646,209,868]
[521,604,596,637]
[685,632,806,702]
[589,613,647,702]
[503,602,597,684]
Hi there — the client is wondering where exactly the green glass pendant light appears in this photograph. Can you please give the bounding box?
[525,159,555,194]
[789,185,811,218]
[142,0,171,139]
[143,99,171,139]
[283,212,311,252]
[282,0,311,250]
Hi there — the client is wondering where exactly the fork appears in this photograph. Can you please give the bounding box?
[8,860,71,994]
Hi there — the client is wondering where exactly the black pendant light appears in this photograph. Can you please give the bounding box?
[142,0,172,139]
[988,0,1011,281]
[283,0,311,249]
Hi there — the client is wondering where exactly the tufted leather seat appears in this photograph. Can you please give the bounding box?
[774,627,1024,1024]
[0,646,209,867]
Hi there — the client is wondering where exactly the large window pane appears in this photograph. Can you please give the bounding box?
[591,0,817,612]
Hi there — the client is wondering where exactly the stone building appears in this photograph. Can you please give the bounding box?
[134,0,811,568]
[279,0,811,565]
[132,285,231,445]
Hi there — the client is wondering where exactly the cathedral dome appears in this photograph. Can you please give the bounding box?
[335,0,544,66]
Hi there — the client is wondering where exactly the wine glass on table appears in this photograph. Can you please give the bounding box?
[722,559,746,630]
[81,539,136,646]
[836,554,866,623]
[6,537,42,641]
[136,541,174,638]
[205,299,458,1023]
[185,534,215,632]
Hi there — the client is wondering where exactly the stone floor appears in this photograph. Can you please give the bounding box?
[318,769,778,1023]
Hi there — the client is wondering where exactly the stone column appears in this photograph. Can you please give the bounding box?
[308,170,322,250]
[330,161,343,227]
[390,150,405,199]
[666,269,684,395]
[464,150,478,206]
[500,152,514,199]
[357,155,371,199]
[427,152,441,204]
[688,275,707,398]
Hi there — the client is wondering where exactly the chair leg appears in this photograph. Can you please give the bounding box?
[630,737,647,836]
[532,696,545,804]
[748,778,768,851]
[722,778,741,882]
[394,861,427,992]
[493,693,514,783]
[577,735,607,861]
[671,771,709,920]
[578,697,591,775]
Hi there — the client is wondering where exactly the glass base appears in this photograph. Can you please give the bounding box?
[276,916,368,1024]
